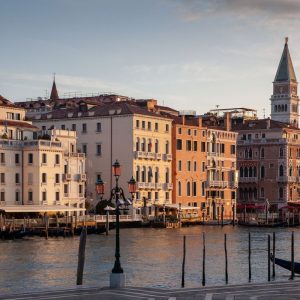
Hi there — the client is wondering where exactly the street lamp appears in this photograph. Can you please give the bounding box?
[96,160,136,288]
[95,176,104,200]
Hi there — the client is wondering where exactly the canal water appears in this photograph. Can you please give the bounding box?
[1,226,300,293]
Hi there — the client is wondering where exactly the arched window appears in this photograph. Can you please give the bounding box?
[279,147,284,157]
[165,141,169,154]
[275,105,277,112]
[187,182,191,196]
[249,167,253,177]
[249,148,252,158]
[136,138,140,151]
[148,167,153,182]
[178,181,182,196]
[136,166,140,182]
[244,167,248,177]
[141,138,146,152]
[261,166,265,178]
[279,165,284,177]
[253,166,257,177]
[285,104,287,112]
[289,166,293,176]
[260,187,265,198]
[240,167,244,178]
[165,168,169,183]
[245,149,249,159]
[261,148,265,158]
[155,168,159,183]
[141,166,146,182]
[155,140,159,153]
[279,187,283,199]
[148,139,152,152]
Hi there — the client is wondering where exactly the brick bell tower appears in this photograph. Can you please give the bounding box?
[270,37,299,127]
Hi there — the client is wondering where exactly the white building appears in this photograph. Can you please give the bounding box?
[0,96,85,214]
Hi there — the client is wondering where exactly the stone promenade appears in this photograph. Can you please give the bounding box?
[1,281,300,300]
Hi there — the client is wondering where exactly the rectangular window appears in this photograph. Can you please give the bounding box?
[201,182,205,196]
[72,124,76,131]
[155,192,159,201]
[1,191,5,202]
[55,154,60,165]
[42,153,47,164]
[155,123,158,131]
[187,161,191,171]
[220,144,225,153]
[15,153,20,164]
[148,191,152,200]
[136,120,139,128]
[178,160,182,171]
[166,124,169,132]
[56,192,60,201]
[42,191,47,201]
[176,139,182,150]
[61,124,65,130]
[42,173,47,183]
[82,123,87,133]
[165,192,169,200]
[194,161,197,171]
[201,142,206,152]
[0,173,5,183]
[194,130,197,136]
[79,184,83,195]
[178,128,182,134]
[192,182,197,196]
[0,153,5,164]
[193,141,198,151]
[42,125,46,130]
[96,122,102,132]
[15,191,20,202]
[82,144,87,155]
[55,174,60,184]
[28,191,33,202]
[64,184,68,194]
[15,173,20,184]
[186,140,192,151]
[28,153,33,164]
[202,162,205,172]
[96,144,102,156]
[231,145,236,155]
[187,129,191,135]
[142,121,145,129]
[221,191,224,199]
[148,122,151,130]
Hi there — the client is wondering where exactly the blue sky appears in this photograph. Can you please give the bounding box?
[1,0,300,117]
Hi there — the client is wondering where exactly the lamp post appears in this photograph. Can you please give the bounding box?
[95,160,136,288]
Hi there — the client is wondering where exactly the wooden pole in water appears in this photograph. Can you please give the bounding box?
[291,231,295,280]
[272,232,275,278]
[181,235,186,288]
[45,215,49,240]
[268,234,270,281]
[224,233,228,284]
[106,210,109,236]
[76,226,87,285]
[202,232,206,286]
[248,232,251,282]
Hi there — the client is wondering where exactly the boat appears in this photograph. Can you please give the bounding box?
[201,220,232,226]
[270,254,300,274]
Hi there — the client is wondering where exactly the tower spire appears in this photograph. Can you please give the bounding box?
[50,73,59,100]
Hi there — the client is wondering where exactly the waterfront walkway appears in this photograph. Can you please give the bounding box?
[1,281,300,300]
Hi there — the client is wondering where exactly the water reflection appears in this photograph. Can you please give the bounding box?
[0,226,300,293]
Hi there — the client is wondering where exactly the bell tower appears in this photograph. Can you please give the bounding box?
[270,37,299,127]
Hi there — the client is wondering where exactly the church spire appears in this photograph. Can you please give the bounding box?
[50,73,59,100]
[274,37,297,83]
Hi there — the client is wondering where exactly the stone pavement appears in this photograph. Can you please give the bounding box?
[1,281,300,300]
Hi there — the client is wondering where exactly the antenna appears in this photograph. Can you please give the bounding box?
[263,108,266,118]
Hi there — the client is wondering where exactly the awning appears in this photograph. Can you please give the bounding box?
[0,205,86,213]
[155,204,201,210]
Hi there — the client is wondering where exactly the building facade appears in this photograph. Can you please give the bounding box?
[0,96,85,213]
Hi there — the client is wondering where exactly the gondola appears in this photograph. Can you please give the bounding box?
[270,254,300,274]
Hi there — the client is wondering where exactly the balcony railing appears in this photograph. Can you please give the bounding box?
[239,177,258,183]
[63,174,72,181]
[276,176,297,182]
[155,183,163,189]
[164,183,173,190]
[135,151,166,161]
[206,180,228,188]
[77,174,87,181]
[163,154,172,161]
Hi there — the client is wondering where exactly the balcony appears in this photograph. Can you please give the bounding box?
[77,174,87,182]
[135,151,147,159]
[146,152,155,159]
[137,182,145,189]
[155,183,163,189]
[155,153,162,160]
[163,154,172,161]
[277,176,297,182]
[164,183,173,190]
[63,173,72,181]
[239,177,258,183]
[206,180,228,188]
[229,181,239,188]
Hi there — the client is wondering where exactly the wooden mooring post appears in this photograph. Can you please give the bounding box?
[224,233,228,284]
[272,232,276,278]
[181,235,186,288]
[268,234,270,281]
[45,215,49,240]
[290,231,295,280]
[202,232,206,286]
[76,227,87,285]
[248,232,251,282]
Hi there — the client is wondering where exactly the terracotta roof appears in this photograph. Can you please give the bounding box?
[232,119,299,131]
[0,119,38,130]
[34,101,172,121]
[0,95,17,107]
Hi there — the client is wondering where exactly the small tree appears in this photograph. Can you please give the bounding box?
[95,200,115,215]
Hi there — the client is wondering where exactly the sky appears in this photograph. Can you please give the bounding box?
[1,0,300,117]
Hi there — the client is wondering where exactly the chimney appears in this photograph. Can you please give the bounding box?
[198,116,202,128]
[266,118,271,129]
[181,115,185,125]
[225,112,231,131]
